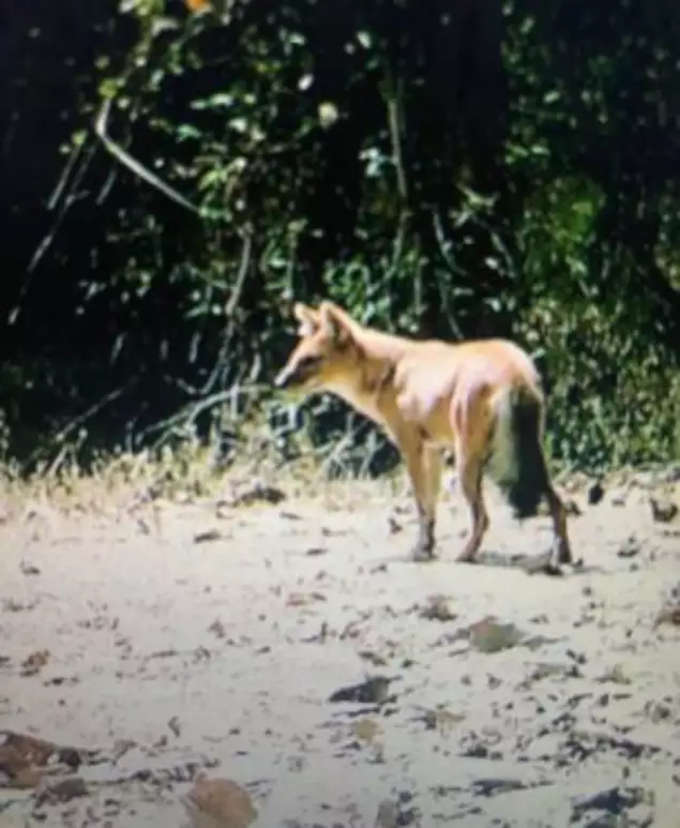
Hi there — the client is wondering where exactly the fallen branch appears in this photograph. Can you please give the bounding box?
[225,227,253,318]
[136,384,268,450]
[25,380,138,471]
[94,98,200,214]
[11,142,97,325]
[56,382,136,447]
[198,226,254,397]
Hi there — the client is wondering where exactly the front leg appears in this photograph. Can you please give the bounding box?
[413,502,435,561]
[399,433,441,562]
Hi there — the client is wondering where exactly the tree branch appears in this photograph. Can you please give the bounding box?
[94,98,200,214]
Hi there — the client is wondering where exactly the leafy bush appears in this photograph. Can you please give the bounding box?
[2,0,679,475]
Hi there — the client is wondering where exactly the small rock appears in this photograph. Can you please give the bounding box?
[358,650,387,667]
[329,676,395,704]
[388,516,402,535]
[472,778,527,797]
[136,518,151,535]
[588,480,605,505]
[221,483,286,509]
[20,560,41,576]
[300,622,328,644]
[20,650,50,676]
[0,732,52,770]
[565,499,582,516]
[286,591,326,607]
[36,776,88,805]
[643,700,671,723]
[182,775,257,828]
[7,765,43,788]
[650,497,678,523]
[419,595,457,622]
[0,731,89,790]
[468,617,523,653]
[280,511,302,521]
[2,597,37,612]
[352,717,381,745]
[321,526,348,537]
[416,707,465,733]
[208,619,227,638]
[374,799,398,828]
[617,535,641,558]
[596,664,631,685]
[654,603,680,628]
[572,786,645,817]
[168,716,181,737]
[460,742,489,759]
[111,739,137,762]
[566,649,587,665]
[194,529,222,544]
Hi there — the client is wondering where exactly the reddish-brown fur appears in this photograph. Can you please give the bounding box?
[275,301,571,564]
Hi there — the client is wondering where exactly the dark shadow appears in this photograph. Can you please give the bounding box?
[472,550,604,576]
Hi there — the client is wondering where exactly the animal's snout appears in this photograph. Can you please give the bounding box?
[274,367,293,389]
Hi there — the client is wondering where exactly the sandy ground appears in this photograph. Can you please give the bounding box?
[1,469,679,827]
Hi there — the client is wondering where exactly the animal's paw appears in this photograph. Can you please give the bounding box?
[552,537,574,565]
[456,551,478,565]
[411,546,436,563]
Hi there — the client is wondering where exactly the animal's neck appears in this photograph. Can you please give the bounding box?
[349,319,409,361]
[327,340,396,425]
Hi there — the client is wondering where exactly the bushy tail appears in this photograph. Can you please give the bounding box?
[486,386,548,519]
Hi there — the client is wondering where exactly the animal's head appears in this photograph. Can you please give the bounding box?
[275,301,357,394]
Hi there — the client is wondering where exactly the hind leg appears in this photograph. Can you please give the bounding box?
[450,388,494,563]
[530,441,572,564]
[456,448,489,563]
[544,479,572,564]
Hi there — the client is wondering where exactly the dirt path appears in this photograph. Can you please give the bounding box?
[1,472,679,827]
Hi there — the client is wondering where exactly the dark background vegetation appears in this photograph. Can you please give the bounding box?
[2,0,680,475]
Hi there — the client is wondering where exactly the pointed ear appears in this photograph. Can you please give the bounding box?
[319,301,350,346]
[293,302,320,337]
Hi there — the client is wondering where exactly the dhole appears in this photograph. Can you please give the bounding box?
[275,301,571,565]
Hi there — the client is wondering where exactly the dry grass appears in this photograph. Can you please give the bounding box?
[3,403,675,534]
[0,420,410,533]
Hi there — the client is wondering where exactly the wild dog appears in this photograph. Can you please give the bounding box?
[275,301,571,565]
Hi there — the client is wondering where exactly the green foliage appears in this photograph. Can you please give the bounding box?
[3,0,680,474]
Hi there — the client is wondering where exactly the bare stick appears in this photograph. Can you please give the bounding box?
[384,75,411,326]
[195,226,253,398]
[10,143,97,324]
[225,226,253,317]
[53,382,134,445]
[95,98,200,214]
[47,141,83,211]
[387,83,407,203]
[25,380,136,471]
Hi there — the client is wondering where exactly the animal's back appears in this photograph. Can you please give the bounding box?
[449,338,541,389]
[396,338,540,405]
[390,337,541,448]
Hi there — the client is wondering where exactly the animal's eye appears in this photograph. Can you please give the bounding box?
[300,355,321,369]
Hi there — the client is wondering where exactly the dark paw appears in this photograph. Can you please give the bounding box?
[554,539,573,565]
[412,546,436,563]
[456,551,478,564]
